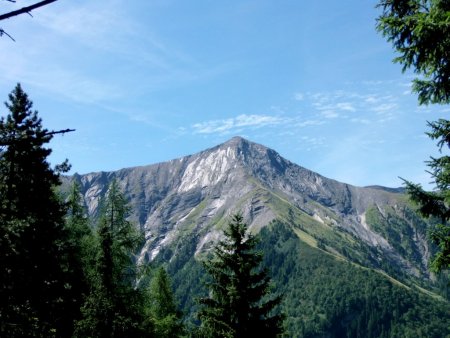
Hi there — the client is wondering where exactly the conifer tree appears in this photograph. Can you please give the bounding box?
[75,179,146,338]
[64,182,96,330]
[147,267,184,338]
[0,84,76,336]
[377,0,450,271]
[65,182,95,280]
[198,214,284,338]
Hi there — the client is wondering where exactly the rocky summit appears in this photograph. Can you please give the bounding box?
[66,136,434,283]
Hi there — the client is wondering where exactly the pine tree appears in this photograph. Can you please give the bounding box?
[75,179,146,338]
[197,214,284,338]
[147,267,184,338]
[0,84,76,336]
[377,0,450,272]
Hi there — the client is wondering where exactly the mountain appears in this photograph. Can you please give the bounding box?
[68,136,431,278]
[64,136,450,336]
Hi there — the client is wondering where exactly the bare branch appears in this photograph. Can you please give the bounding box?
[0,128,75,146]
[0,0,57,21]
[0,28,15,41]
[46,128,76,136]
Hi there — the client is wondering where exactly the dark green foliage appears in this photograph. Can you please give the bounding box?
[402,130,450,273]
[165,220,450,337]
[0,84,78,336]
[97,180,142,290]
[377,0,450,105]
[153,234,207,334]
[65,182,96,283]
[146,267,184,338]
[60,182,96,334]
[377,1,450,272]
[258,221,450,337]
[158,232,206,317]
[197,214,284,338]
[75,180,148,337]
[436,271,450,299]
[409,119,450,271]
[0,84,192,337]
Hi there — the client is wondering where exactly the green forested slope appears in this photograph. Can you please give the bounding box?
[258,221,449,337]
[160,221,450,337]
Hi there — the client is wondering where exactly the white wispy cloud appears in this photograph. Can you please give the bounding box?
[192,114,286,134]
[0,2,130,105]
[187,81,410,144]
[295,85,407,127]
[336,102,356,112]
[23,66,123,104]
[371,102,397,113]
[364,95,379,103]
[295,119,326,127]
[320,110,340,119]
[37,4,125,48]
[294,93,304,101]
[0,0,232,111]
[299,136,326,150]
[350,118,371,124]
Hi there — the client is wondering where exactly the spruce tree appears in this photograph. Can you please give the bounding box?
[147,267,184,338]
[377,0,450,271]
[0,84,76,336]
[198,214,284,338]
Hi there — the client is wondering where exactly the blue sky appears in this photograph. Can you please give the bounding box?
[0,0,448,188]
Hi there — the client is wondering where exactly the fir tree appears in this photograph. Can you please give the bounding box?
[197,214,284,338]
[147,267,184,338]
[0,83,76,336]
[377,0,450,105]
[377,0,450,271]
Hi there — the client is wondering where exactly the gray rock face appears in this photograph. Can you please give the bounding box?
[67,136,433,279]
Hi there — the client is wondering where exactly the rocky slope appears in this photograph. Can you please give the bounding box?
[66,136,435,282]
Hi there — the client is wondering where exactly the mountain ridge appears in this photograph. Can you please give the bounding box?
[65,136,433,281]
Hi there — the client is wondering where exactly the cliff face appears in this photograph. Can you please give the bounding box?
[66,136,433,280]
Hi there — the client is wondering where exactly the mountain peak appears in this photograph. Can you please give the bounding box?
[220,136,253,149]
[217,136,269,155]
[227,135,246,143]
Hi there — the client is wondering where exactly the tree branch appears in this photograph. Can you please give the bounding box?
[0,0,57,21]
[45,128,76,136]
[0,28,15,41]
[0,128,75,146]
